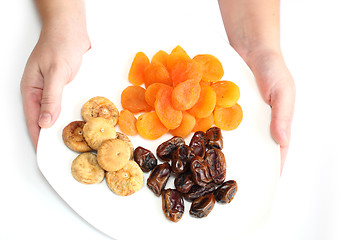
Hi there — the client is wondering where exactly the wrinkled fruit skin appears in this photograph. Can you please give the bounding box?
[214,180,237,204]
[189,131,206,158]
[147,163,171,196]
[156,136,185,162]
[162,189,184,222]
[183,182,217,201]
[174,171,195,193]
[190,155,212,186]
[134,147,157,172]
[189,193,216,218]
[171,145,194,174]
[205,126,223,150]
[205,148,226,185]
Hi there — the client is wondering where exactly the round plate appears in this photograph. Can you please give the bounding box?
[37,23,279,239]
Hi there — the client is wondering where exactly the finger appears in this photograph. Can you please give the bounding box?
[38,64,69,128]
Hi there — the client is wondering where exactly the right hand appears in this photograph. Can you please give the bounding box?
[20,28,90,149]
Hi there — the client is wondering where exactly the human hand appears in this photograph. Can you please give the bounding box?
[241,48,295,174]
[20,28,90,149]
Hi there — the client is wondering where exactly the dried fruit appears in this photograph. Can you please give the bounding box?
[83,118,116,150]
[205,148,226,185]
[211,80,240,108]
[118,109,138,136]
[214,180,237,204]
[170,60,202,86]
[169,111,196,138]
[133,147,157,172]
[192,114,214,133]
[183,182,217,201]
[187,85,216,119]
[128,52,150,86]
[121,86,152,114]
[213,103,243,131]
[115,132,134,159]
[171,79,201,110]
[174,171,195,193]
[154,87,183,129]
[144,62,172,88]
[156,136,185,162]
[145,83,172,107]
[71,152,105,184]
[97,138,132,172]
[105,160,144,196]
[171,145,194,174]
[189,131,206,158]
[162,189,184,222]
[136,112,168,140]
[81,96,119,126]
[62,121,92,152]
[205,126,223,150]
[147,163,171,196]
[151,50,169,67]
[193,54,224,83]
[190,155,212,186]
[189,193,216,218]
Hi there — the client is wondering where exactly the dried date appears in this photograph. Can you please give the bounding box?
[189,193,216,218]
[147,163,171,196]
[190,155,212,186]
[171,145,194,174]
[133,147,157,172]
[174,171,195,193]
[156,136,185,162]
[214,180,237,203]
[162,189,184,222]
[205,148,226,185]
[205,127,223,150]
[183,182,217,201]
[189,131,206,158]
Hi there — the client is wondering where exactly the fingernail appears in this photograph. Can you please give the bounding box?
[38,113,52,127]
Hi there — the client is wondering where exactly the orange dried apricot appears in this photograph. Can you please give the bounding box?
[213,103,243,131]
[193,54,224,83]
[145,83,172,107]
[170,60,203,86]
[169,111,196,138]
[167,51,192,72]
[171,45,188,54]
[171,79,201,110]
[151,50,169,67]
[154,87,183,129]
[121,86,152,114]
[187,85,216,119]
[128,52,150,86]
[118,109,138,136]
[136,112,168,140]
[144,62,172,88]
[192,113,214,132]
[211,80,240,108]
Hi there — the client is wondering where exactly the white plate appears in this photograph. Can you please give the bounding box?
[37,23,279,239]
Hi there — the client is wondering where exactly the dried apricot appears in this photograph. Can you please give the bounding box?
[144,62,172,88]
[170,60,202,86]
[211,80,240,108]
[171,45,188,54]
[167,51,191,72]
[118,109,138,136]
[136,112,168,140]
[213,103,243,130]
[145,83,172,107]
[192,113,214,132]
[128,52,150,86]
[169,111,196,138]
[154,87,183,129]
[187,85,216,119]
[193,54,224,83]
[171,79,201,110]
[151,50,169,67]
[121,86,152,114]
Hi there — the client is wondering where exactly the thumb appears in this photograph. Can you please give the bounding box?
[38,66,69,128]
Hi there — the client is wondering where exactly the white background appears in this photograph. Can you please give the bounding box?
[1,0,359,239]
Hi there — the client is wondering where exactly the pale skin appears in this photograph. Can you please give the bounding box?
[21,0,295,174]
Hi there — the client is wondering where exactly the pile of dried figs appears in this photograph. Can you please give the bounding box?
[134,126,237,222]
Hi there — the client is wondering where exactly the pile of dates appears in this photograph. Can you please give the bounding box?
[133,127,238,222]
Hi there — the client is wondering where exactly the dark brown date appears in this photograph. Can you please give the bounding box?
[206,127,223,150]
[189,131,206,158]
[189,193,215,218]
[205,148,226,185]
[174,171,195,193]
[171,145,194,174]
[133,147,157,172]
[190,155,212,186]
[183,182,217,201]
[162,189,184,222]
[147,163,171,196]
[214,180,237,203]
[156,136,185,162]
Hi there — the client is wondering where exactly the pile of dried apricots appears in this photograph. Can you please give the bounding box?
[120,45,243,140]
